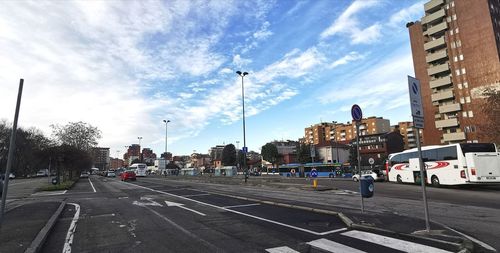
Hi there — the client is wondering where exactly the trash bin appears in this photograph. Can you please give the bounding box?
[360,176,374,198]
[52,177,59,185]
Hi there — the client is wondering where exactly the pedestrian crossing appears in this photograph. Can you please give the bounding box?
[265,230,453,253]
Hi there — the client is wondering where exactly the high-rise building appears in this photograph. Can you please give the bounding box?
[392,121,424,149]
[91,147,110,170]
[407,0,500,145]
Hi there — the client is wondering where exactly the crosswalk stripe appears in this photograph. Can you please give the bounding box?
[265,246,300,253]
[307,238,366,253]
[341,230,453,253]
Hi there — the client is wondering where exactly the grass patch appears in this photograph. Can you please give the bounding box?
[39,180,76,191]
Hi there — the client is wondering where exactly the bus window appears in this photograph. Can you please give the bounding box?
[438,146,458,160]
[460,143,497,154]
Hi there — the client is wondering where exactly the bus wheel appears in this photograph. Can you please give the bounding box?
[397,175,402,184]
[431,176,440,187]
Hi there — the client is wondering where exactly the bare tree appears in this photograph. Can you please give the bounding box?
[51,121,102,151]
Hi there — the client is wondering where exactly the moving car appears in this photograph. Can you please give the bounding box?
[120,170,136,181]
[352,169,385,182]
[106,171,116,177]
[80,171,89,178]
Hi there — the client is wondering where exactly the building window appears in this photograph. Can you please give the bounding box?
[460,97,465,104]
[457,83,462,89]
[465,96,471,103]
[468,110,474,117]
[451,1,455,7]
[453,56,458,62]
[463,82,468,88]
[455,27,459,33]
[455,69,461,76]
[461,68,466,74]
[462,111,468,117]
[451,41,456,48]
[456,40,461,47]
[447,16,452,22]
[459,54,463,61]
[452,14,457,20]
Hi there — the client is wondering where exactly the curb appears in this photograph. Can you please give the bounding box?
[25,200,66,253]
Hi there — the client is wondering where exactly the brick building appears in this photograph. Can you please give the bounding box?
[407,0,500,144]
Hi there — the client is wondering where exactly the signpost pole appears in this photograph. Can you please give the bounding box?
[408,76,431,232]
[356,121,364,213]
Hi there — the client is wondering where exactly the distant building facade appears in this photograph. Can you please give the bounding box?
[92,147,110,170]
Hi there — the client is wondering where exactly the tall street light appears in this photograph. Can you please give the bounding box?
[138,136,143,162]
[163,120,170,161]
[236,71,248,181]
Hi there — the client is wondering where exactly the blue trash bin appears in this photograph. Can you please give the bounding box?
[360,176,374,198]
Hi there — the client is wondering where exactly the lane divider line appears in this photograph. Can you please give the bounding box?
[88,178,96,193]
[62,203,81,253]
[223,203,261,209]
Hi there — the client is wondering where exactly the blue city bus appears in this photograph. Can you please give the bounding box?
[279,163,344,178]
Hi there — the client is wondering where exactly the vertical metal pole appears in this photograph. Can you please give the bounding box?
[0,79,24,228]
[241,75,248,183]
[165,123,168,157]
[415,127,430,231]
[356,122,364,213]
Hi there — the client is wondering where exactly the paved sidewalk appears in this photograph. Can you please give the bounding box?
[0,201,63,253]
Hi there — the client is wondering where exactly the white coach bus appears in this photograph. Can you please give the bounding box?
[387,143,500,187]
[129,163,148,177]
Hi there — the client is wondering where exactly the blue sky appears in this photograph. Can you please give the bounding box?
[0,0,425,157]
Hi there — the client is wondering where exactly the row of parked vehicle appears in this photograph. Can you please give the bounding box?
[80,169,137,181]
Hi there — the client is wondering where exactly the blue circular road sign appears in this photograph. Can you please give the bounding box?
[310,169,318,178]
[351,104,363,121]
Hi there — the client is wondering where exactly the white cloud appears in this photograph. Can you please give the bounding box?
[233,55,253,68]
[330,51,366,69]
[351,23,382,44]
[253,21,273,40]
[320,0,380,44]
[389,1,425,27]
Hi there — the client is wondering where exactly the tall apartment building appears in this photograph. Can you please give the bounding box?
[333,117,391,144]
[391,121,424,149]
[304,117,391,145]
[91,147,110,170]
[407,0,500,145]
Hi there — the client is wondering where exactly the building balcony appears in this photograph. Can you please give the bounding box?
[431,90,454,102]
[424,37,446,51]
[426,21,448,36]
[422,8,446,25]
[435,118,459,128]
[443,132,466,142]
[426,50,448,63]
[424,0,444,13]
[427,62,449,76]
[438,103,461,113]
[429,76,452,89]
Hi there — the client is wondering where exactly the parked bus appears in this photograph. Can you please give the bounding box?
[129,163,148,177]
[278,163,343,178]
[387,143,500,187]
[180,167,200,176]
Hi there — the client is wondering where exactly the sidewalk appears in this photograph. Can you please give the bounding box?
[0,201,64,253]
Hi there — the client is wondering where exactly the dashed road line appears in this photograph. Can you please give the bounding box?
[62,203,80,253]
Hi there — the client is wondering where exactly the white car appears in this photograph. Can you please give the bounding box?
[352,170,385,182]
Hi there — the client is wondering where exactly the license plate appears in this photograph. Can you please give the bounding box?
[486,176,496,180]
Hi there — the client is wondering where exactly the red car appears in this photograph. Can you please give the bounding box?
[120,170,136,181]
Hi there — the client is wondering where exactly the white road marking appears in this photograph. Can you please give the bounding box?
[31,190,67,196]
[307,238,366,253]
[342,230,452,253]
[223,203,261,209]
[265,246,300,253]
[132,197,163,207]
[125,182,345,236]
[88,178,96,193]
[62,203,81,253]
[181,193,211,197]
[164,201,206,216]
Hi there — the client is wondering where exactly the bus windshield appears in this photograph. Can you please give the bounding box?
[460,143,497,155]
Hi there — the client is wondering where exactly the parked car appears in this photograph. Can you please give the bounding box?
[80,171,89,178]
[36,170,48,177]
[352,169,385,182]
[106,171,116,177]
[120,170,136,181]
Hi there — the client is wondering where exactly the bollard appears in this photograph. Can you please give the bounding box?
[313,179,317,189]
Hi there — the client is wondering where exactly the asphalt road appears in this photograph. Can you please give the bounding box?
[37,176,459,252]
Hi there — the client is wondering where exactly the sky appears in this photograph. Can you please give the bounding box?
[0,0,426,158]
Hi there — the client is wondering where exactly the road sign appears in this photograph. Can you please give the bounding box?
[413,116,424,129]
[242,147,248,153]
[310,145,315,158]
[310,169,318,178]
[351,104,363,121]
[368,158,375,165]
[408,76,424,118]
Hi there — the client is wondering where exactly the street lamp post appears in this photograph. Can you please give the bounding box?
[138,137,142,162]
[236,71,249,182]
[163,120,170,161]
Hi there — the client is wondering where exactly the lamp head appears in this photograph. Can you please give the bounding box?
[236,71,242,75]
